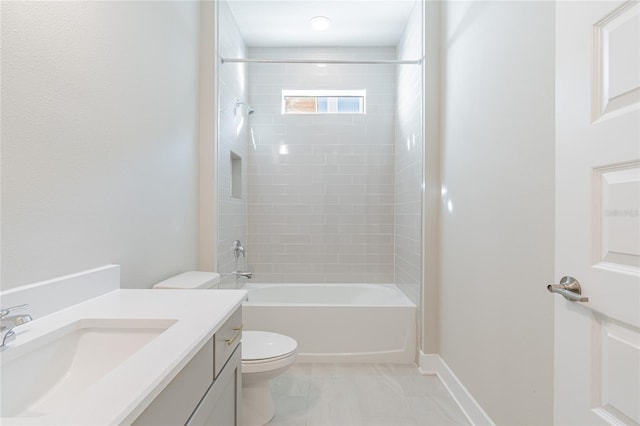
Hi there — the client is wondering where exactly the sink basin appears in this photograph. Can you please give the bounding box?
[0,318,176,418]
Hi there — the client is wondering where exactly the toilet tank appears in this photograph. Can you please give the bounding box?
[153,271,221,289]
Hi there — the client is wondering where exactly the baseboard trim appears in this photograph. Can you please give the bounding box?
[419,352,495,426]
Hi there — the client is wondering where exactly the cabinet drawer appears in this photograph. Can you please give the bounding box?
[133,337,214,426]
[214,308,242,377]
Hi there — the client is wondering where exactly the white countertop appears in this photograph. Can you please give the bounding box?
[1,288,247,425]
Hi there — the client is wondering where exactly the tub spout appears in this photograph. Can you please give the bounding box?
[235,271,253,279]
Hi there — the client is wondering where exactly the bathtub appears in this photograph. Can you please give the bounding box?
[242,283,416,363]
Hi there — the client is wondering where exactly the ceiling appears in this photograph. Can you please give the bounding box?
[225,1,418,47]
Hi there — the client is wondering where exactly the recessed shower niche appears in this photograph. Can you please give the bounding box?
[230,151,242,199]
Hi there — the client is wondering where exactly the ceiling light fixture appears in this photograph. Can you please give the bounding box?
[310,16,332,32]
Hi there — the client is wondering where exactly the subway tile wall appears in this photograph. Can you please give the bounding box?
[217,1,249,289]
[246,47,397,283]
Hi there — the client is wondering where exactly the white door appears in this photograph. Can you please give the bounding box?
[555,0,640,424]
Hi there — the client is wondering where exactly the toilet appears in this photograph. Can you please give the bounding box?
[153,271,298,426]
[241,331,297,425]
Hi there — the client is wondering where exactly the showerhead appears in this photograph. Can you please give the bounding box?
[235,100,255,115]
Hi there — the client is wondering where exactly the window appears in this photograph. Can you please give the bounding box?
[282,90,366,114]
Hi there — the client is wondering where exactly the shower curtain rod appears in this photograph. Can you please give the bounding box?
[221,57,423,65]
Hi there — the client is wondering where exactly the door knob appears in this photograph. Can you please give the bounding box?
[547,276,589,302]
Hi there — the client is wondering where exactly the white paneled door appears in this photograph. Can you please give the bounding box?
[555,1,640,424]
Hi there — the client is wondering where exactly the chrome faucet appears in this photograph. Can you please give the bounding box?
[234,271,253,279]
[233,240,246,259]
[232,240,251,279]
[1,304,32,349]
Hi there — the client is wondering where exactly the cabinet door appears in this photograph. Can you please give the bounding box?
[133,338,214,426]
[188,344,242,426]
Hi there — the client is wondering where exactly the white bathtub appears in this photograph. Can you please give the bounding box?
[242,283,416,363]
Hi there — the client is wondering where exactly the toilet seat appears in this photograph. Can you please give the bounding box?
[242,350,296,364]
[241,331,298,374]
[242,331,297,361]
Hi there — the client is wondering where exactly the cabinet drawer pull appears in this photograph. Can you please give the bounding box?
[225,326,242,346]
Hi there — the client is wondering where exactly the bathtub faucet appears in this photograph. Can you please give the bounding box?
[233,240,245,259]
[234,271,253,279]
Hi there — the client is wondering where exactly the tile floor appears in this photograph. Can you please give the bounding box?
[267,363,470,426]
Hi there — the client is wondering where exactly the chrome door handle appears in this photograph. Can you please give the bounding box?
[547,276,589,302]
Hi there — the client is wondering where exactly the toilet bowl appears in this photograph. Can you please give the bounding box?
[241,331,297,426]
[153,271,298,426]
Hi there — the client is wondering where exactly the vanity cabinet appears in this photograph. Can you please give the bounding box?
[188,345,241,426]
[133,308,242,426]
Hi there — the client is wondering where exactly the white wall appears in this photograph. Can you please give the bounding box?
[198,1,217,275]
[438,1,555,424]
[1,1,200,290]
[246,47,396,284]
[423,0,442,355]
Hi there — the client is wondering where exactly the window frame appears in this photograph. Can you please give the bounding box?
[281,89,366,114]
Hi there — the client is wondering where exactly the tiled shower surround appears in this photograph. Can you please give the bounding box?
[394,3,423,304]
[247,47,397,283]
[217,1,249,288]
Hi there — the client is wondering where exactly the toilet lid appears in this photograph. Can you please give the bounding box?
[242,331,297,361]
